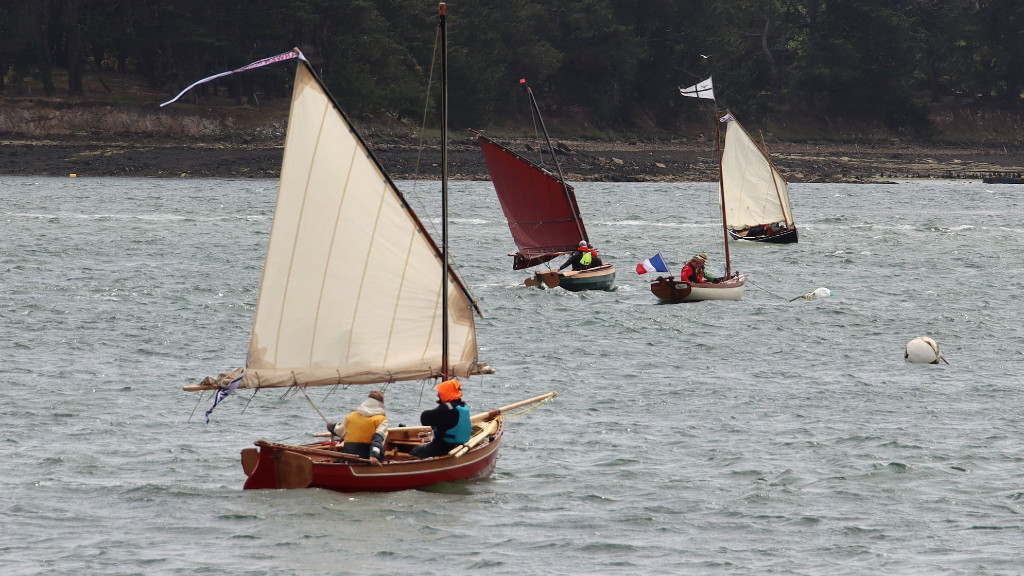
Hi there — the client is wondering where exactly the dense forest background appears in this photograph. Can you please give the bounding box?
[2,0,1023,141]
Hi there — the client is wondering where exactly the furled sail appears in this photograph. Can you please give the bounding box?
[720,117,793,229]
[241,62,487,389]
[475,133,587,270]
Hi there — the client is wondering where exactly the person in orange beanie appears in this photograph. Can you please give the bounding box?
[411,379,471,458]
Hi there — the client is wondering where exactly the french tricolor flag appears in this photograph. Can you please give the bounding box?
[636,253,669,274]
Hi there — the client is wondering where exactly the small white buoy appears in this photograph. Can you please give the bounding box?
[790,287,833,302]
[905,336,947,364]
[806,287,833,300]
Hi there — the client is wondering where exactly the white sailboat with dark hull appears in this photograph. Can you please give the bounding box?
[720,112,798,244]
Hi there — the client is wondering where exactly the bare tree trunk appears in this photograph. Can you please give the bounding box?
[761,16,779,93]
[65,0,84,96]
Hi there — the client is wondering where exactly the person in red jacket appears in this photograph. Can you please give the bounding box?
[680,253,718,283]
[559,240,602,271]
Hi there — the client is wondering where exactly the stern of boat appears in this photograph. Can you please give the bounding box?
[242,442,314,490]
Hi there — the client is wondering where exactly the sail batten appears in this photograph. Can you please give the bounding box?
[241,61,485,389]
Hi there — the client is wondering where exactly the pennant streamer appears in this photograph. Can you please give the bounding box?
[161,50,304,107]
[205,373,243,423]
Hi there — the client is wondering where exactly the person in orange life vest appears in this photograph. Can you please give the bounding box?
[411,378,472,459]
[680,252,718,284]
[559,240,602,271]
[326,390,389,465]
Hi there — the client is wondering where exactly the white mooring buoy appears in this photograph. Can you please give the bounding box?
[806,287,833,300]
[790,287,833,302]
[905,336,948,364]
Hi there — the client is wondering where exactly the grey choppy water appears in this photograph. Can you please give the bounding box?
[2,176,1023,575]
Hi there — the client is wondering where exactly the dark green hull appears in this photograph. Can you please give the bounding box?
[535,264,616,292]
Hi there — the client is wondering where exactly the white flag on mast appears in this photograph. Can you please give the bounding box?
[679,77,715,100]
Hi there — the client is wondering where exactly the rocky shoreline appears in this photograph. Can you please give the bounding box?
[2,136,1023,182]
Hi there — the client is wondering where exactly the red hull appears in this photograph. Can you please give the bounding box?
[242,420,503,492]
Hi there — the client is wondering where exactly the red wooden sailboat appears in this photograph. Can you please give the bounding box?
[239,394,553,492]
[182,4,554,492]
[473,81,615,291]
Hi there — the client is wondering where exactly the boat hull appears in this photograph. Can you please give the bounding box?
[650,274,747,303]
[242,419,503,492]
[729,226,798,244]
[533,264,616,291]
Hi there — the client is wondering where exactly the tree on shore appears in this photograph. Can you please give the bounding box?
[1,0,1022,137]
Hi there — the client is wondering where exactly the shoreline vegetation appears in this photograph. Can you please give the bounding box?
[3,135,1023,183]
[1,94,1023,182]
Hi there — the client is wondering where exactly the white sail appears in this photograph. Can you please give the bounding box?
[720,117,793,229]
[242,62,484,389]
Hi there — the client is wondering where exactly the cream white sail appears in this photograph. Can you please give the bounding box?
[241,62,486,389]
[720,117,793,229]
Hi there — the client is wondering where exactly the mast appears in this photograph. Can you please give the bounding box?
[717,111,732,279]
[521,79,587,244]
[439,1,449,378]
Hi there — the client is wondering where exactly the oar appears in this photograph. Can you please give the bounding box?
[469,391,557,423]
[449,418,499,458]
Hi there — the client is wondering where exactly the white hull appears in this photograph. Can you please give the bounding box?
[687,277,746,301]
[651,274,747,303]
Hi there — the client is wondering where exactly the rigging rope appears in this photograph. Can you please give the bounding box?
[298,385,331,426]
[413,23,441,187]
[744,275,790,301]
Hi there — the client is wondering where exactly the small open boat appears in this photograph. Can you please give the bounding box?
[653,81,747,303]
[720,112,798,244]
[650,273,747,304]
[239,394,552,492]
[532,264,616,292]
[473,81,614,291]
[180,4,554,492]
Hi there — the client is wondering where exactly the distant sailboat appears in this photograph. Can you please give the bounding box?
[178,3,554,492]
[720,112,798,243]
[473,80,615,291]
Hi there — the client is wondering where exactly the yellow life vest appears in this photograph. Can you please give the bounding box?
[580,250,593,266]
[343,412,386,444]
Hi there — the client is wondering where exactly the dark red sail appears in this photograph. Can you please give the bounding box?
[474,132,587,270]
